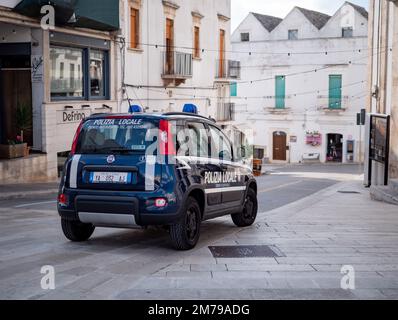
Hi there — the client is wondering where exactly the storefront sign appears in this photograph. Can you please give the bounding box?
[57,110,91,124]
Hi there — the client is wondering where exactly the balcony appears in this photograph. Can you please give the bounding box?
[215,60,241,81]
[162,51,193,86]
[317,95,349,112]
[216,102,235,122]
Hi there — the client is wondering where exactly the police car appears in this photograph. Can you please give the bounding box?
[58,112,258,250]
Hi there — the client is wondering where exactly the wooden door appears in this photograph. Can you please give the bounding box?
[0,69,32,146]
[165,19,174,74]
[273,132,287,161]
[219,29,225,77]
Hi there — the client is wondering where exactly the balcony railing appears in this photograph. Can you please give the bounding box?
[162,51,193,79]
[215,60,241,79]
[317,95,349,110]
[216,102,235,122]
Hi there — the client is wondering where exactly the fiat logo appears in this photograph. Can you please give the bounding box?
[106,155,115,164]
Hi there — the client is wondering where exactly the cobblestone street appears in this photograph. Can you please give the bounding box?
[1,165,398,300]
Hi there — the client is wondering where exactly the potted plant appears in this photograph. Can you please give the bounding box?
[0,136,28,159]
[0,103,31,159]
[16,103,32,148]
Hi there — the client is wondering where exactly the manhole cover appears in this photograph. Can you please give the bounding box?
[208,245,284,258]
[338,191,361,194]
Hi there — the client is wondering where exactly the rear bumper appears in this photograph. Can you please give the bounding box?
[58,194,182,226]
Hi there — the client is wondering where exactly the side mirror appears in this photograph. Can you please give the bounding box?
[240,146,246,158]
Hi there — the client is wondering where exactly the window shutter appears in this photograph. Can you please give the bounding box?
[130,8,139,48]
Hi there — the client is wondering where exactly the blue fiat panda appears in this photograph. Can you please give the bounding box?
[58,112,258,250]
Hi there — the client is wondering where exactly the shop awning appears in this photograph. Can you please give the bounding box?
[13,0,119,31]
[73,0,119,31]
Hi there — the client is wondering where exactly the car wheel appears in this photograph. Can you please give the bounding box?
[61,219,95,242]
[231,188,258,227]
[170,197,202,250]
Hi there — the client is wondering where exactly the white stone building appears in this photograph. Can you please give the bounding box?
[117,0,237,121]
[230,2,368,164]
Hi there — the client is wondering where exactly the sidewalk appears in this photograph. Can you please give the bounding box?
[112,180,398,300]
[0,182,59,201]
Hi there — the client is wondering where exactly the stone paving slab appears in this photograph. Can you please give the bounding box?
[1,179,398,299]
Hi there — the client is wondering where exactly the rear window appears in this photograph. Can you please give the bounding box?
[76,118,158,154]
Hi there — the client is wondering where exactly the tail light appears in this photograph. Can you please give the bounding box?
[70,121,84,155]
[159,120,176,156]
[58,194,68,206]
[155,198,167,208]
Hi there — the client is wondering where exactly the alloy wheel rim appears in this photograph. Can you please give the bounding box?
[243,196,254,220]
[186,208,198,241]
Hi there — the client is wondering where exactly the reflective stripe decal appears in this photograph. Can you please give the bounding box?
[204,186,246,194]
[145,155,156,191]
[69,155,81,189]
[176,156,252,172]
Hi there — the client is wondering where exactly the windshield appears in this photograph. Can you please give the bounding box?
[76,118,158,154]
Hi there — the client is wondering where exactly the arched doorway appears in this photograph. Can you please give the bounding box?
[326,133,343,162]
[273,131,287,161]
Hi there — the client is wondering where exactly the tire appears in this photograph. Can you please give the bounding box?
[170,197,202,250]
[231,188,258,227]
[61,219,95,242]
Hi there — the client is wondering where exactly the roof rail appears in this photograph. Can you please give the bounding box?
[163,112,217,123]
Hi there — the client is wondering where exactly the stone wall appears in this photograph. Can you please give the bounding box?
[0,154,58,184]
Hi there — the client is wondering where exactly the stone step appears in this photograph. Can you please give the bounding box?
[370,185,398,206]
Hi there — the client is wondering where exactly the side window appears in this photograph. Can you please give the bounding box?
[209,126,233,162]
[186,122,209,158]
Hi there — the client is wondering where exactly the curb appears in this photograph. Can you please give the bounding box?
[0,189,59,201]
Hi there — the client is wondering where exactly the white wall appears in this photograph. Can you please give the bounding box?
[231,13,271,42]
[119,0,232,118]
[269,7,320,41]
[321,4,368,38]
[231,3,368,163]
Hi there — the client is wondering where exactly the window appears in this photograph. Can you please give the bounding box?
[186,122,209,158]
[193,26,200,58]
[76,119,157,155]
[342,27,353,38]
[130,8,140,49]
[50,46,109,101]
[90,50,105,97]
[209,125,233,161]
[288,29,298,40]
[219,29,225,76]
[241,32,250,42]
[275,75,286,109]
[230,82,237,97]
[60,62,64,79]
[329,75,342,109]
[165,18,174,74]
[50,47,83,99]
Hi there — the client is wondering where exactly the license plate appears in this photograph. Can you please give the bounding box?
[90,172,131,184]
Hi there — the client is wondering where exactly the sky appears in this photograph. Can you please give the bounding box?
[231,0,369,31]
